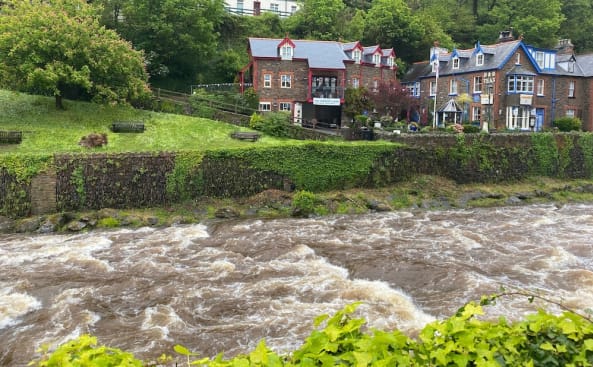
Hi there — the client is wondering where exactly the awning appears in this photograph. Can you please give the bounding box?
[438,98,463,113]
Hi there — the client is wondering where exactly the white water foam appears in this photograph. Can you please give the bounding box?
[0,288,42,330]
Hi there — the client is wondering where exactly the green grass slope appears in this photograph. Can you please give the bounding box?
[0,90,291,154]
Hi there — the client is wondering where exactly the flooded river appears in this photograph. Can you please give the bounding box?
[1,203,593,365]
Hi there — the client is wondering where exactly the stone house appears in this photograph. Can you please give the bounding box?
[402,31,593,131]
[238,36,398,126]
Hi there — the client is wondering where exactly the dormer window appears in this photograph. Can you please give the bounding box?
[432,60,439,73]
[476,53,484,66]
[452,57,460,69]
[387,56,395,67]
[352,49,361,63]
[280,45,293,60]
[568,60,575,73]
[373,53,381,66]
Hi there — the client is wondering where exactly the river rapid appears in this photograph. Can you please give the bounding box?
[1,203,593,365]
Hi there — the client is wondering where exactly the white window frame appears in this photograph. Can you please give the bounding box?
[535,51,544,67]
[452,57,460,69]
[432,61,438,73]
[506,106,531,130]
[429,81,437,96]
[474,76,482,93]
[537,79,545,96]
[507,75,533,93]
[372,79,379,92]
[270,3,279,13]
[566,109,576,118]
[263,74,272,88]
[279,102,291,111]
[476,53,484,66]
[290,5,297,13]
[259,102,271,111]
[373,53,381,66]
[237,0,244,11]
[516,53,521,65]
[280,74,291,88]
[280,45,293,60]
[352,50,361,63]
[569,81,575,97]
[449,79,458,95]
[387,57,394,67]
[472,106,481,121]
[352,77,359,88]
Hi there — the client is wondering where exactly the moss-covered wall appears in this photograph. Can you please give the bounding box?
[54,153,176,211]
[1,133,593,218]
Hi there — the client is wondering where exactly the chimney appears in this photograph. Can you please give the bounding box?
[497,29,515,43]
[555,39,574,55]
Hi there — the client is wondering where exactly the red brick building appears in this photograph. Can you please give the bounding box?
[402,31,593,131]
[238,36,398,126]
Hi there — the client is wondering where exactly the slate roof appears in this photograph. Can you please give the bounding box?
[575,54,593,77]
[249,38,349,69]
[401,61,431,83]
[248,38,394,69]
[429,40,523,78]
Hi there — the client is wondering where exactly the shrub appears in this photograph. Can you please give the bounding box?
[553,117,582,132]
[291,190,318,217]
[462,124,481,133]
[250,112,290,137]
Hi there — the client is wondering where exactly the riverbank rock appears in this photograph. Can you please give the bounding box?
[215,207,240,219]
[0,216,16,233]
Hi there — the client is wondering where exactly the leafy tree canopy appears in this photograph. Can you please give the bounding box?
[0,0,150,109]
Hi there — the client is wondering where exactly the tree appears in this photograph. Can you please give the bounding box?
[475,0,564,47]
[369,81,415,120]
[343,87,373,122]
[560,0,593,53]
[364,0,451,62]
[284,0,347,40]
[108,0,225,88]
[0,0,149,109]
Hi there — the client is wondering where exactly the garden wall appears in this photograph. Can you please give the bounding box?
[1,133,592,218]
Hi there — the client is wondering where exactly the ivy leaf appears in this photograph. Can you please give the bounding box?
[174,344,191,356]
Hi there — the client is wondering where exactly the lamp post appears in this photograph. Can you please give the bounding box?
[486,82,493,132]
[458,77,470,123]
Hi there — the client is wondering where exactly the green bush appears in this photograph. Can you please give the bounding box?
[30,334,143,367]
[250,112,290,137]
[291,190,318,216]
[553,117,582,132]
[462,124,481,133]
[31,297,593,367]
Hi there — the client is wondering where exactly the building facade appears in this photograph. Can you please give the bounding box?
[224,0,299,17]
[239,36,398,126]
[403,31,593,131]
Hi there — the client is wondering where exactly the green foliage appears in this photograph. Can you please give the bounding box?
[189,88,258,119]
[554,117,582,132]
[343,87,373,120]
[108,0,225,84]
[578,134,593,177]
[530,133,559,176]
[0,0,150,109]
[97,217,120,228]
[166,151,204,201]
[219,142,397,192]
[462,124,481,133]
[249,112,291,138]
[71,166,86,207]
[291,190,318,216]
[29,334,143,366]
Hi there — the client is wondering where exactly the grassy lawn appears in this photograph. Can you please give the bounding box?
[0,89,296,154]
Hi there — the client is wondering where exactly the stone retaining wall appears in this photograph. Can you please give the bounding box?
[1,133,592,218]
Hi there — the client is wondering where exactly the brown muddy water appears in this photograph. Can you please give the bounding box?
[1,203,593,365]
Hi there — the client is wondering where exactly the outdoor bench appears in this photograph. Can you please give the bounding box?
[230,131,260,141]
[0,130,22,144]
[111,121,145,133]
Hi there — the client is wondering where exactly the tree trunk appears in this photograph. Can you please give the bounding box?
[55,95,64,109]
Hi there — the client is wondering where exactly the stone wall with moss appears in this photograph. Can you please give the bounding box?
[1,132,593,219]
